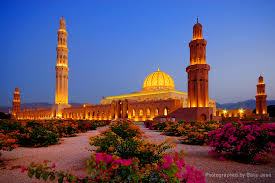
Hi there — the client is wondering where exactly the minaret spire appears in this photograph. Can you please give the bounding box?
[192,17,203,40]
[55,17,69,104]
[59,16,66,29]
[186,19,210,108]
[158,64,160,72]
[12,87,21,117]
[256,75,267,116]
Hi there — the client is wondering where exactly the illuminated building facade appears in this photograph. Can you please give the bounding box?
[14,18,268,121]
[215,76,269,119]
[101,66,189,106]
[15,18,217,121]
[216,108,253,118]
[59,65,216,121]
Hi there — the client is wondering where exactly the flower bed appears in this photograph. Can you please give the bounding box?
[89,120,171,166]
[179,121,222,145]
[22,120,206,182]
[0,130,19,151]
[145,120,222,145]
[208,121,275,163]
[23,151,205,183]
[0,119,110,150]
[110,120,143,139]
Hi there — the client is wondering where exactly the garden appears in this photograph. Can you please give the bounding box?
[21,120,205,182]
[0,119,110,151]
[0,119,274,183]
[144,120,275,164]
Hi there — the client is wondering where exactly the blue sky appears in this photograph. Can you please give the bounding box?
[0,0,274,106]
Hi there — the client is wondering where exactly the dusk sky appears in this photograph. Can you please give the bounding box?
[1,0,275,106]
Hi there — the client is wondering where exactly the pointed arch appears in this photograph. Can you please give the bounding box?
[155,108,159,116]
[146,108,150,116]
[164,107,168,116]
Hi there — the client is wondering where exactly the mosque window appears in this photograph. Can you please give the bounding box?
[139,109,143,117]
[164,108,168,116]
[146,108,150,116]
[132,109,135,117]
[155,108,159,116]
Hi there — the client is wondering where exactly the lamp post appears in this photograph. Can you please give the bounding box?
[223,109,228,118]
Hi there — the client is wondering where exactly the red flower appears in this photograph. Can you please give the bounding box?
[51,163,56,168]
[21,167,26,173]
[218,156,226,161]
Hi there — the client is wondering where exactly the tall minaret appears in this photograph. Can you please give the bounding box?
[55,17,69,104]
[12,88,21,116]
[186,18,210,107]
[255,76,267,115]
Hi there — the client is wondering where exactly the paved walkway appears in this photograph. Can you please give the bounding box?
[0,123,274,183]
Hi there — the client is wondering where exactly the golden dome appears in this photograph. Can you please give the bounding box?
[143,67,175,91]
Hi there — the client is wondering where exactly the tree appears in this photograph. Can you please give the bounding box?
[0,112,11,119]
[267,105,275,117]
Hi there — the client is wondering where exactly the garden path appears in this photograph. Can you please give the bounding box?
[0,126,108,183]
[138,122,275,183]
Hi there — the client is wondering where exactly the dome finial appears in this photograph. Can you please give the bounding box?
[158,64,160,72]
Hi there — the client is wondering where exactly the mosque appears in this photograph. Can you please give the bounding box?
[12,17,269,121]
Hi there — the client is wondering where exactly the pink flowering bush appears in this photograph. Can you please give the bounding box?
[144,120,168,131]
[142,151,205,183]
[22,160,81,182]
[90,121,172,166]
[22,151,205,183]
[86,152,141,182]
[22,121,206,182]
[208,121,275,163]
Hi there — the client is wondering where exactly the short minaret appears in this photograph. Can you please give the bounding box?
[186,18,210,107]
[255,76,267,115]
[55,17,69,104]
[12,88,21,116]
